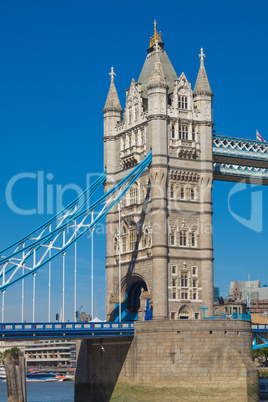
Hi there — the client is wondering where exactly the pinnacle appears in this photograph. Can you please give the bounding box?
[147,45,167,89]
[194,49,212,95]
[103,68,122,113]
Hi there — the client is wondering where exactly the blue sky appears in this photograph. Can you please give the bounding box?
[0,0,268,321]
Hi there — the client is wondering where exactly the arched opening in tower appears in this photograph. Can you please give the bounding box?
[126,281,147,314]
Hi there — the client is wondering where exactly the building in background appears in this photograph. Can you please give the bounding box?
[213,287,220,302]
[0,339,76,369]
[228,279,268,313]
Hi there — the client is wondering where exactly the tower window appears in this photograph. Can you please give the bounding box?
[170,184,174,198]
[192,126,195,141]
[179,230,187,246]
[122,237,126,253]
[181,273,188,287]
[129,228,137,251]
[179,125,188,140]
[121,226,127,253]
[178,95,188,109]
[172,279,177,287]
[193,292,197,300]
[135,106,138,121]
[129,185,138,204]
[193,279,197,288]
[180,186,184,199]
[172,266,176,274]
[192,266,197,275]
[171,312,175,320]
[191,188,195,200]
[171,124,175,139]
[173,291,176,299]
[170,229,175,246]
[191,232,196,247]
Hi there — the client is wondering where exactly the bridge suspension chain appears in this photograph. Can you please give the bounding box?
[0,151,152,293]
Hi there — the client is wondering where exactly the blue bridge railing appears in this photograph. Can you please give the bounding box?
[0,321,135,339]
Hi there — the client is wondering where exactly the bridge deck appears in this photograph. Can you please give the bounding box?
[0,322,134,340]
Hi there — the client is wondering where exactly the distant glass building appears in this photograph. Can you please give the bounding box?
[214,287,220,303]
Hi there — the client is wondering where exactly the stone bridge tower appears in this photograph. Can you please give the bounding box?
[103,22,214,321]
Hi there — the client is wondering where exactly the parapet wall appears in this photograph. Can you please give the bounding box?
[75,320,258,401]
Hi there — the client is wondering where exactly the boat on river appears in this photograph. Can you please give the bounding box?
[0,366,6,380]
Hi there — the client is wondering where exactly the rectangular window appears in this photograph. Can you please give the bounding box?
[192,267,197,275]
[191,188,195,200]
[170,229,175,246]
[191,232,196,247]
[171,125,175,139]
[193,279,197,288]
[122,237,126,253]
[129,229,137,251]
[170,185,174,198]
[181,293,184,299]
[172,266,176,274]
[178,96,188,110]
[180,186,184,199]
[172,279,176,287]
[185,293,188,300]
[195,313,199,319]
[130,186,138,204]
[173,291,176,299]
[193,292,196,300]
[171,312,175,320]
[179,125,188,140]
[179,230,187,246]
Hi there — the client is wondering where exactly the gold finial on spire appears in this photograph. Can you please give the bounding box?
[149,20,162,48]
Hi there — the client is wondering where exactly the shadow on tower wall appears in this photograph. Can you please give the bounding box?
[75,336,133,402]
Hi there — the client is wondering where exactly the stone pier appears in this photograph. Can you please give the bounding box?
[75,320,258,401]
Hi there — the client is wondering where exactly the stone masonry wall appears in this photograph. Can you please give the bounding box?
[75,320,258,401]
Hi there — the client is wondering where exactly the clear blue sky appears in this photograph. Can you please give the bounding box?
[0,0,268,321]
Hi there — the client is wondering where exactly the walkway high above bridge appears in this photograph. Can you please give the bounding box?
[213,135,268,183]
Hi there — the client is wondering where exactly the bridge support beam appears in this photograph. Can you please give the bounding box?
[75,320,258,401]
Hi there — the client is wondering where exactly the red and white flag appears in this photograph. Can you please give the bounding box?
[256,130,265,142]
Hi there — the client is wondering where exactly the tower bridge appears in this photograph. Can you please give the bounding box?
[0,22,264,400]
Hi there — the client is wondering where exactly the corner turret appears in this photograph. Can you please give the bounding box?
[103,67,122,172]
[193,48,213,122]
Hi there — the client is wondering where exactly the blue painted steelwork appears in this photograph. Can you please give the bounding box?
[204,313,250,321]
[213,135,268,163]
[252,324,268,332]
[213,163,268,180]
[145,299,152,321]
[250,325,268,350]
[0,321,134,340]
[0,151,152,292]
[232,313,251,321]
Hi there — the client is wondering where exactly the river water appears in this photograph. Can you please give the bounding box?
[0,381,74,401]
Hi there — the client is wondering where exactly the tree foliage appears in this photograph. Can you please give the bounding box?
[0,347,20,365]
[253,346,268,358]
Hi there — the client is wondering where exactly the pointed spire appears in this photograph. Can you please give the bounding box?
[103,67,122,113]
[194,48,212,95]
[147,40,167,89]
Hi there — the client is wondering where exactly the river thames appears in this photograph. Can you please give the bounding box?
[0,381,74,401]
